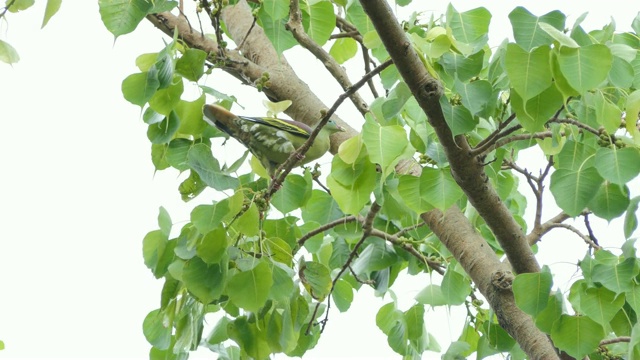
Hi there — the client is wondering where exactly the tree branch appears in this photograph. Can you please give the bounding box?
[294,215,358,253]
[421,207,560,359]
[358,0,540,276]
[286,0,369,115]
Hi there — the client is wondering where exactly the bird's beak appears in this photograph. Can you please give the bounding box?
[202,104,237,127]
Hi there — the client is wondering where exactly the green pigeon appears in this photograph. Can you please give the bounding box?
[202,104,345,177]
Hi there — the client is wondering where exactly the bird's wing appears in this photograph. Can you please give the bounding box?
[238,116,312,139]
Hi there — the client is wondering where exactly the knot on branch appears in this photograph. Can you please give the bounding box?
[417,77,444,100]
[491,270,514,291]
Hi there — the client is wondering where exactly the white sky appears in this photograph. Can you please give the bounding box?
[0,1,638,359]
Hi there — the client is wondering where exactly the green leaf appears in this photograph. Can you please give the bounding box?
[557,45,613,94]
[326,154,377,215]
[206,316,231,346]
[591,257,637,294]
[42,0,62,28]
[580,286,625,326]
[182,256,227,304]
[352,241,399,274]
[269,263,295,303]
[176,48,207,82]
[272,174,312,214]
[227,317,271,360]
[147,111,180,144]
[505,44,552,102]
[301,0,335,46]
[510,84,563,132]
[301,190,343,224]
[439,97,478,136]
[333,279,354,312]
[398,168,464,213]
[415,284,447,306]
[154,50,174,90]
[589,183,630,221]
[535,291,563,333]
[550,315,605,359]
[187,143,239,191]
[197,227,228,264]
[594,147,640,185]
[454,79,493,117]
[550,167,604,216]
[149,79,183,115]
[624,196,640,239]
[446,4,491,45]
[555,139,596,171]
[300,261,332,301]
[98,0,152,38]
[231,203,259,237]
[227,261,273,312]
[591,92,622,134]
[376,302,403,334]
[166,138,192,171]
[7,0,34,12]
[538,22,578,47]
[0,39,20,65]
[175,95,207,136]
[262,0,288,20]
[122,71,160,107]
[441,269,471,305]
[257,10,297,55]
[512,270,553,316]
[362,119,415,176]
[191,193,242,234]
[263,237,293,266]
[485,322,515,351]
[329,38,358,64]
[439,50,484,82]
[143,230,168,277]
[609,56,635,88]
[143,309,172,350]
[508,7,566,51]
[158,206,172,237]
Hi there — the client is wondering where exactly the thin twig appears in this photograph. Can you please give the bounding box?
[599,336,630,346]
[393,221,426,238]
[238,16,257,49]
[547,223,602,250]
[307,203,382,335]
[473,113,517,152]
[583,214,600,248]
[329,31,361,39]
[294,215,358,253]
[369,228,445,275]
[549,118,600,136]
[266,59,393,198]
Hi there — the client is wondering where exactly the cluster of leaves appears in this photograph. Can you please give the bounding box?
[99,0,640,359]
[0,0,61,64]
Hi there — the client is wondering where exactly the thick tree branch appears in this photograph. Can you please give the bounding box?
[527,212,572,245]
[358,0,540,276]
[421,208,560,359]
[359,1,558,358]
[286,0,369,115]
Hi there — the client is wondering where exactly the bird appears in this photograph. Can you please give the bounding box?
[202,104,345,177]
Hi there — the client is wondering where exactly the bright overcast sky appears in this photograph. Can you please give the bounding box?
[0,1,637,359]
